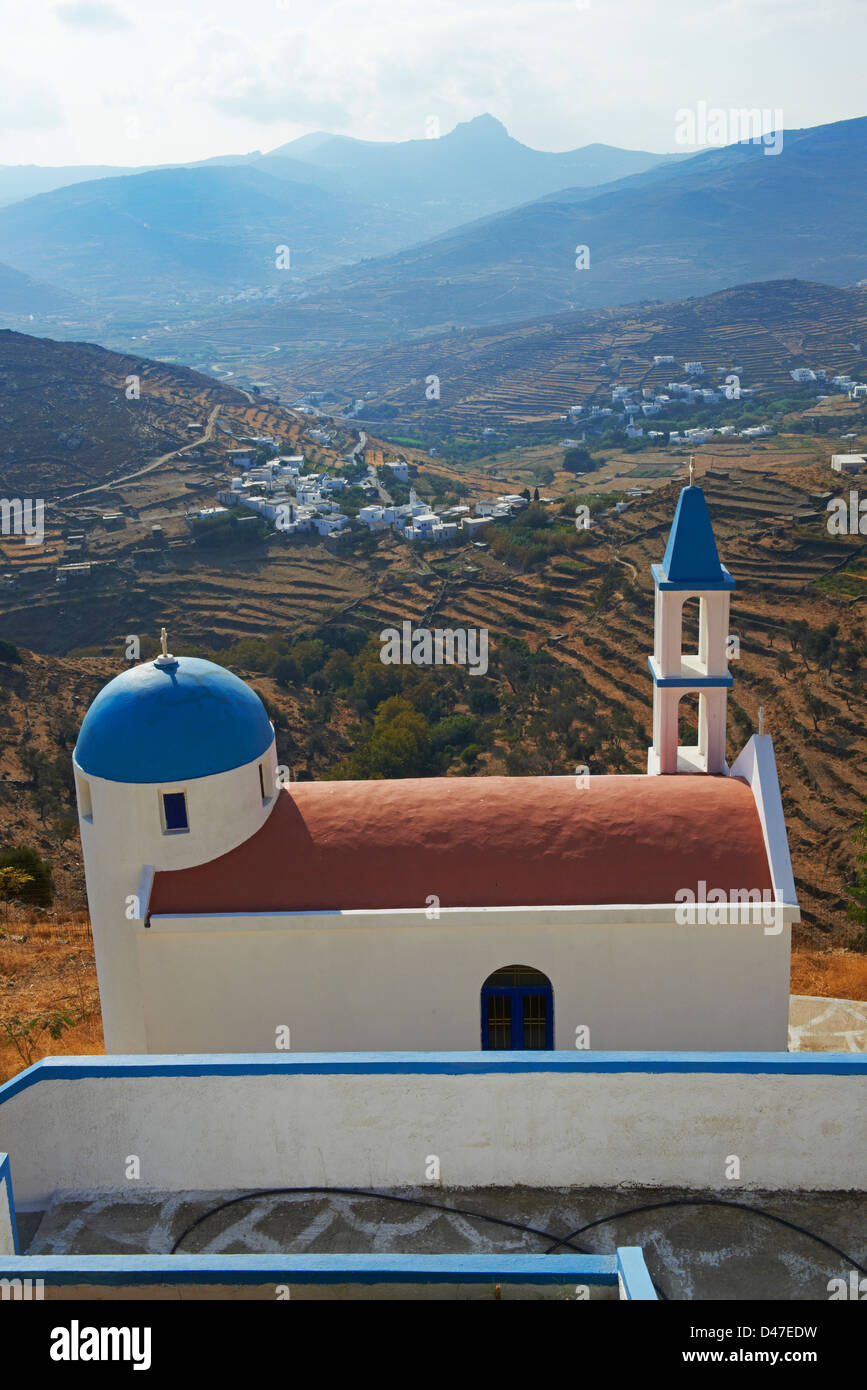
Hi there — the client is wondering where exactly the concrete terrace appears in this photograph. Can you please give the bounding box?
[16,1185,866,1302]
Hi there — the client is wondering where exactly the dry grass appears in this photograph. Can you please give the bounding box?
[0,912,104,1084]
[790,947,867,1001]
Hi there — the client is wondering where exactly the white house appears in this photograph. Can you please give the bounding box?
[382,460,410,483]
[462,516,494,538]
[312,514,349,536]
[359,504,388,529]
[72,482,797,1058]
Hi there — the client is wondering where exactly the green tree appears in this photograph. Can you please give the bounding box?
[562,447,600,475]
[323,650,354,689]
[273,656,301,688]
[351,696,431,778]
[804,692,831,731]
[54,816,78,845]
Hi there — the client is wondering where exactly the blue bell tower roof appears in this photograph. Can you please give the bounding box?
[74,656,274,784]
[652,484,735,590]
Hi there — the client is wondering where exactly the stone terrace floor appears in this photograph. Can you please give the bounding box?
[18,1185,867,1301]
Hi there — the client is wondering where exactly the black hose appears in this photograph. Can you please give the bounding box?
[170,1185,866,1299]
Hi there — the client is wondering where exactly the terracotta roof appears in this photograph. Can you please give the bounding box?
[148,774,772,915]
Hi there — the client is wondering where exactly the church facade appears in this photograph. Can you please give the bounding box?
[73,483,797,1055]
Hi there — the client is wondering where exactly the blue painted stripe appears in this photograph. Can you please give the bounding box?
[647,657,734,688]
[0,1152,20,1256]
[0,1052,864,1107]
[0,1252,619,1287]
[652,562,735,592]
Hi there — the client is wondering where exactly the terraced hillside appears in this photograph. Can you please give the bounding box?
[0,411,863,948]
[309,458,866,945]
[261,280,867,437]
[0,341,861,950]
[0,329,312,497]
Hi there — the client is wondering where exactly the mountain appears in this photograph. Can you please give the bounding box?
[0,165,421,306]
[204,114,867,349]
[0,261,85,317]
[0,117,680,315]
[0,153,262,209]
[0,328,270,496]
[266,114,681,231]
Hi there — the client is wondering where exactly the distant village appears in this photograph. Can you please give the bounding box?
[297,355,867,458]
[49,352,866,590]
[193,439,532,548]
[556,359,867,448]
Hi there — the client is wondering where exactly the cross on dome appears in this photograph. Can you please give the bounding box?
[155,626,176,668]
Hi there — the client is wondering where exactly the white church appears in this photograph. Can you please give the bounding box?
[73,479,798,1056]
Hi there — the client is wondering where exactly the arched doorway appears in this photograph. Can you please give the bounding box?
[481,965,553,1050]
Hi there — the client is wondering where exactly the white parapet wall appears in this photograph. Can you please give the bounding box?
[0,1153,18,1255]
[0,1054,863,1208]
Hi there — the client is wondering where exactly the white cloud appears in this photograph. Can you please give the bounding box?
[0,0,864,165]
[54,2,132,30]
[0,69,65,132]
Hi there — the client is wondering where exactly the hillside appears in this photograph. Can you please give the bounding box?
[0,329,319,497]
[0,166,421,307]
[0,262,84,318]
[194,115,867,349]
[0,431,863,949]
[0,152,262,208]
[245,279,867,437]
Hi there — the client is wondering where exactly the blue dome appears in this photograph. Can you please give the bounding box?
[75,657,274,784]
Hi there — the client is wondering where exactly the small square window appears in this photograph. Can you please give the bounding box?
[162,791,189,833]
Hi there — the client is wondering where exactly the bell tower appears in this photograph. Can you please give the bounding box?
[648,464,735,775]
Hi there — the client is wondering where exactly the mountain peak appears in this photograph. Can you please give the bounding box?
[447,114,510,142]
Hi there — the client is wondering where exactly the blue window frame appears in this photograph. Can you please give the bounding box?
[162,791,189,833]
[481,965,553,1050]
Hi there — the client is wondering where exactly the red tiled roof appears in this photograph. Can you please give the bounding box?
[148,774,772,915]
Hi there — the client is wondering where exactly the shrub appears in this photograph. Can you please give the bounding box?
[0,847,53,906]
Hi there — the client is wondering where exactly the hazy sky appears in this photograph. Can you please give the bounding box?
[1,0,864,166]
